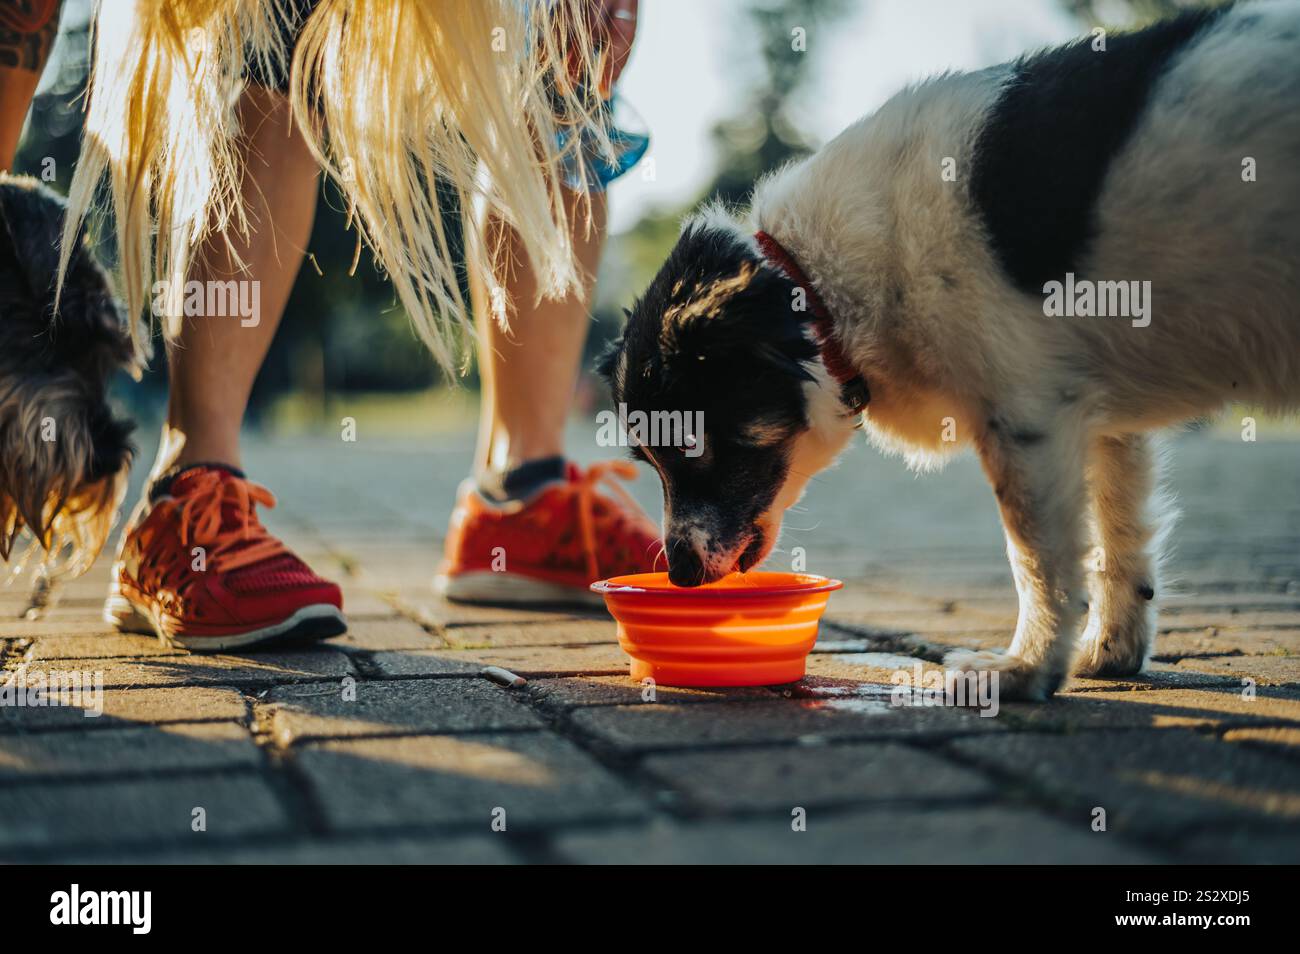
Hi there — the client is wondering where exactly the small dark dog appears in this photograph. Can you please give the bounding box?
[0,173,135,583]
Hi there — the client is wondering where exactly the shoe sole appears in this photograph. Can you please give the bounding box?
[106,587,348,652]
[434,570,606,609]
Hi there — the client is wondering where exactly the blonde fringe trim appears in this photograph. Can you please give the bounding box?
[59,0,608,372]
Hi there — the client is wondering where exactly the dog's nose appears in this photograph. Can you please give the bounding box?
[666,535,706,587]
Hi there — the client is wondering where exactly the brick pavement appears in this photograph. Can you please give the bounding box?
[1,427,1298,863]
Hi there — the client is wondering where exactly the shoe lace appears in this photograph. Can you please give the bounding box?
[573,460,662,581]
[167,471,288,573]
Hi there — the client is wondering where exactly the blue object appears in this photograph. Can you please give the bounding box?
[557,93,650,192]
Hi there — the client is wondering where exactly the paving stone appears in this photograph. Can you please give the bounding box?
[641,742,994,811]
[368,644,630,678]
[329,617,442,652]
[930,629,1300,663]
[947,730,1300,835]
[820,622,954,649]
[442,619,616,649]
[526,675,773,711]
[0,598,111,620]
[25,633,183,660]
[1180,828,1300,863]
[829,602,1015,630]
[0,616,120,639]
[69,834,519,864]
[823,589,981,614]
[1065,663,1241,693]
[265,678,541,745]
[1222,726,1300,764]
[0,772,290,855]
[906,631,1008,652]
[1002,685,1300,731]
[0,686,248,731]
[1153,628,1300,660]
[0,722,260,780]
[891,613,1019,637]
[1173,654,1300,687]
[349,552,445,595]
[836,580,1009,605]
[35,571,115,596]
[296,731,646,831]
[0,587,109,615]
[392,588,609,631]
[1156,611,1300,632]
[336,586,402,619]
[10,649,355,690]
[810,624,900,653]
[1163,592,1300,612]
[803,652,942,685]
[15,595,108,613]
[1,431,1293,863]
[0,600,95,623]
[817,618,914,642]
[553,807,1158,864]
[569,693,1003,753]
[822,621,1005,655]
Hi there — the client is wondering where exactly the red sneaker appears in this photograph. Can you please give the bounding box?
[105,465,346,650]
[435,460,664,606]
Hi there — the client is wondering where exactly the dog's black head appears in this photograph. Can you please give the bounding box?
[0,174,135,567]
[600,218,836,585]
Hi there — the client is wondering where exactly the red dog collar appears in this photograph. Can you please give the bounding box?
[754,230,869,413]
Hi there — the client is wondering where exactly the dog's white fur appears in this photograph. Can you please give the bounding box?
[699,1,1300,698]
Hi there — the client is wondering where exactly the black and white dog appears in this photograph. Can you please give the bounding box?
[601,1,1300,700]
[0,173,135,584]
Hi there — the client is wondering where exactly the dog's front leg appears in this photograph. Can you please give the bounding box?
[945,417,1089,700]
[1075,433,1166,676]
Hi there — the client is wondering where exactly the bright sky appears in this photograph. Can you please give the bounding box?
[608,0,1087,233]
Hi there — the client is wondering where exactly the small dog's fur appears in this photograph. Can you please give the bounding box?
[0,173,135,580]
[602,2,1300,699]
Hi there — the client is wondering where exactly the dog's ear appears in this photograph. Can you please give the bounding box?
[1,174,138,372]
[0,371,133,559]
[87,403,136,484]
[0,174,64,299]
[656,248,818,382]
[595,335,624,384]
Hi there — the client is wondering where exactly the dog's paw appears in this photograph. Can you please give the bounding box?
[943,648,1063,702]
[1073,605,1151,677]
[1073,631,1148,677]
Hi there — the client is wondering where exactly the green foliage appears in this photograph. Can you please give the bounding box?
[597,0,850,354]
[709,0,849,205]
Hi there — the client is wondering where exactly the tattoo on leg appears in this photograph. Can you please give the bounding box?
[0,1,61,72]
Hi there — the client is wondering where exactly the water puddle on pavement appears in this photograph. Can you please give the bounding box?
[798,682,902,715]
[833,652,930,671]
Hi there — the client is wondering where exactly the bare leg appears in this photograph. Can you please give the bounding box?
[153,85,319,477]
[1076,433,1165,676]
[0,1,61,170]
[107,88,341,650]
[946,412,1091,700]
[471,190,606,475]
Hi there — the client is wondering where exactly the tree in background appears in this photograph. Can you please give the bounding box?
[709,0,850,204]
[609,0,848,316]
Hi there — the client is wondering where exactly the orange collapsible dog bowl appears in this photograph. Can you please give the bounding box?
[590,571,843,687]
